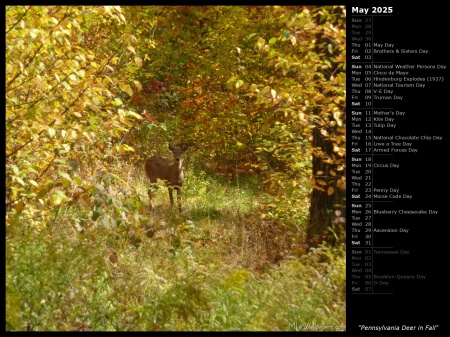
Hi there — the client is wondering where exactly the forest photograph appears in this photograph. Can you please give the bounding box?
[5,6,346,331]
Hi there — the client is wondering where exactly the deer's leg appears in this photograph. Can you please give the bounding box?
[148,188,154,212]
[168,186,174,208]
[176,187,182,213]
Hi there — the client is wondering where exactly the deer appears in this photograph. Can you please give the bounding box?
[144,142,188,213]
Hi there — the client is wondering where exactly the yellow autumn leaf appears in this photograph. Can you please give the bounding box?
[35,187,48,201]
[119,83,133,97]
[28,179,39,187]
[135,57,142,68]
[126,110,143,120]
[133,80,142,92]
[333,110,343,126]
[69,130,78,140]
[15,200,24,213]
[257,38,265,50]
[290,36,297,45]
[117,145,125,154]
[62,82,71,90]
[320,129,329,137]
[48,127,55,138]
[327,186,334,196]
[107,77,116,88]
[15,177,26,186]
[271,89,277,99]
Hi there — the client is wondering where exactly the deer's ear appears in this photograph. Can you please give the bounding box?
[169,143,174,151]
[181,143,188,151]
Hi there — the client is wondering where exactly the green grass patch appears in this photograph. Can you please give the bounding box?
[6,165,345,331]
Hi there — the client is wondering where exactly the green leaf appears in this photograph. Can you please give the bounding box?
[113,97,123,106]
[14,177,26,186]
[11,165,20,175]
[282,30,290,40]
[92,210,101,221]
[52,193,65,206]
[58,171,72,181]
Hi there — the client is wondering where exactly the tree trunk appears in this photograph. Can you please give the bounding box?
[307,6,346,245]
[307,122,346,244]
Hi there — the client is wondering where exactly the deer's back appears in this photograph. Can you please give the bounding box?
[145,155,181,184]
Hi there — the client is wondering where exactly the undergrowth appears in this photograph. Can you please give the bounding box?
[6,162,346,331]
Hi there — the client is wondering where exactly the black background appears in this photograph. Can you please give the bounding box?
[347,1,447,334]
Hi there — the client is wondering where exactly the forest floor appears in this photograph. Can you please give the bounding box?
[6,163,346,331]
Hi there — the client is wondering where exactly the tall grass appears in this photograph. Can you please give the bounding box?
[6,164,345,331]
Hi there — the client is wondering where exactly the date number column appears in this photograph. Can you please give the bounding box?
[350,14,374,294]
